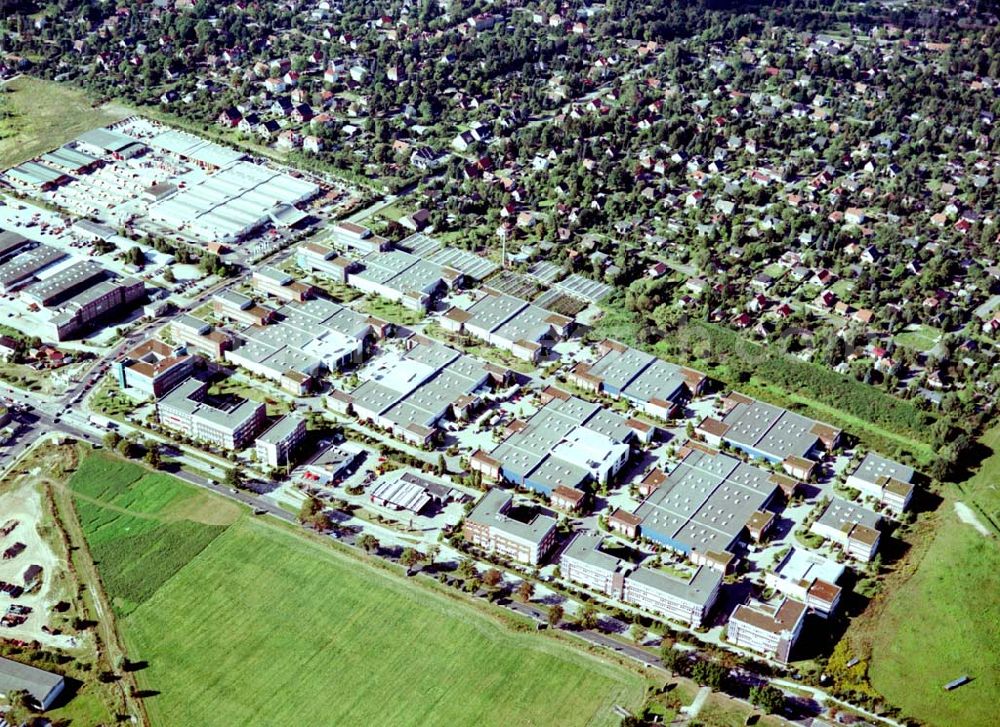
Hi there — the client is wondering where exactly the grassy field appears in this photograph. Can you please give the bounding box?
[68,454,237,615]
[0,76,129,168]
[839,426,1000,726]
[71,453,644,726]
[124,521,644,727]
[865,507,999,726]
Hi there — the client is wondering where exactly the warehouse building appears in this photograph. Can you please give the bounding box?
[810,497,881,563]
[463,488,557,565]
[398,232,499,281]
[632,443,780,571]
[116,339,194,398]
[471,388,639,495]
[696,393,841,470]
[74,127,148,159]
[156,378,265,450]
[845,452,916,514]
[569,339,706,419]
[255,415,307,468]
[147,161,319,245]
[442,291,572,362]
[347,249,448,312]
[342,337,506,445]
[39,146,101,175]
[224,297,372,394]
[3,160,73,190]
[727,598,807,663]
[369,470,463,514]
[144,127,246,169]
[0,656,66,711]
[0,244,66,293]
[764,548,844,618]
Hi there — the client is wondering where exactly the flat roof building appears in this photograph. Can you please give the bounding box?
[116,338,194,398]
[728,598,807,663]
[443,291,573,362]
[846,453,916,514]
[623,564,722,628]
[633,443,780,569]
[348,250,445,312]
[255,415,307,469]
[810,497,881,563]
[569,339,706,419]
[765,548,844,617]
[463,488,557,565]
[345,337,503,446]
[473,391,638,495]
[697,393,841,464]
[156,378,265,450]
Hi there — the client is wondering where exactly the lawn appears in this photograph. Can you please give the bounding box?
[124,520,645,727]
[0,76,129,168]
[359,295,426,326]
[866,507,999,726]
[893,324,940,353]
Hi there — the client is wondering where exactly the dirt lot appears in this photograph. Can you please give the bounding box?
[0,482,78,649]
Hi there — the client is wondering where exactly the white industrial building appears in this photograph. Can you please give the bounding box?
[147,161,318,245]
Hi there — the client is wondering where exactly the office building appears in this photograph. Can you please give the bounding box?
[156,378,265,450]
[727,598,807,663]
[255,415,307,468]
[463,488,557,565]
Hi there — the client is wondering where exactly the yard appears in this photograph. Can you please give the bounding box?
[359,295,426,327]
[69,452,644,726]
[892,323,941,353]
[0,76,129,168]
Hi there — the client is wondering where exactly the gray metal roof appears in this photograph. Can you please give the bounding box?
[851,452,915,486]
[0,655,64,707]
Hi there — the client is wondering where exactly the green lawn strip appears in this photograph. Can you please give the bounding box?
[867,508,1000,727]
[123,519,645,727]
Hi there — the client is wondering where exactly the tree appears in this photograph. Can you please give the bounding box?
[144,442,162,469]
[576,603,599,630]
[457,557,478,580]
[547,604,564,627]
[660,645,683,676]
[223,467,242,488]
[163,267,176,283]
[749,684,785,714]
[5,688,35,722]
[400,547,423,568]
[298,496,326,530]
[516,579,535,603]
[630,623,648,644]
[436,453,447,475]
[357,534,380,554]
[481,568,503,588]
[103,430,122,450]
[691,660,726,690]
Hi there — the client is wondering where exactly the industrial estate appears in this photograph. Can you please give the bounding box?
[0,1,997,727]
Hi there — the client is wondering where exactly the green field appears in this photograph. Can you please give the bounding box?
[0,76,129,168]
[69,453,237,615]
[866,507,999,726]
[71,453,644,726]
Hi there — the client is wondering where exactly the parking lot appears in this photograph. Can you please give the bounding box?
[0,482,78,649]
